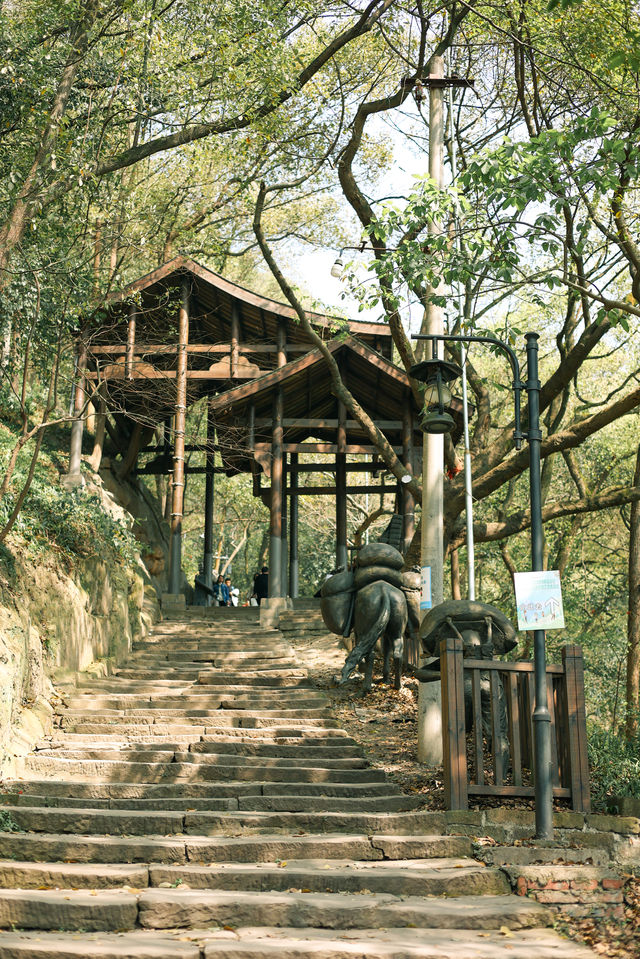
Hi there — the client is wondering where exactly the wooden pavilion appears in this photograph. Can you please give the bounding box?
[69,257,462,598]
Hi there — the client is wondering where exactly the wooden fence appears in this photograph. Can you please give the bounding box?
[440,637,590,813]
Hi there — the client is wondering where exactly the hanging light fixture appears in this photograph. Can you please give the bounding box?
[410,356,462,434]
[330,255,344,278]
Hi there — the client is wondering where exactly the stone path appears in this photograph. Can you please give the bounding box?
[0,611,597,957]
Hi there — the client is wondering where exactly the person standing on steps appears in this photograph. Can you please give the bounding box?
[252,566,269,606]
[224,576,234,606]
[212,574,224,605]
[219,576,231,606]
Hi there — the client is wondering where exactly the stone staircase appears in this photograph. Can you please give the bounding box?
[0,613,597,957]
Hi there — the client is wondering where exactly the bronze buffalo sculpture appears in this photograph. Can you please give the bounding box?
[320,544,420,694]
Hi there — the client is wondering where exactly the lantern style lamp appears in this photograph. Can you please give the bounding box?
[410,356,462,434]
[330,255,344,278]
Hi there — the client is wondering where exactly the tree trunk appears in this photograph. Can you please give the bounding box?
[625,444,640,741]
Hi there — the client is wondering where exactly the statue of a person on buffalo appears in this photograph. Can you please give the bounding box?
[319,543,419,693]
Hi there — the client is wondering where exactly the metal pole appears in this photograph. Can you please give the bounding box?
[526,332,554,840]
[418,53,445,766]
[447,63,475,600]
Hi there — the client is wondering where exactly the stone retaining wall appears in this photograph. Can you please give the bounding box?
[508,866,626,919]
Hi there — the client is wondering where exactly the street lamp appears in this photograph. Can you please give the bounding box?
[411,330,553,841]
[412,352,462,435]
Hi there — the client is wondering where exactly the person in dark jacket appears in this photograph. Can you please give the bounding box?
[219,576,230,606]
[253,566,269,605]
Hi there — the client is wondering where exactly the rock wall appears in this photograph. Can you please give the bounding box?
[0,530,160,778]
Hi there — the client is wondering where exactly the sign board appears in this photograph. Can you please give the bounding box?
[513,570,565,631]
[420,565,432,611]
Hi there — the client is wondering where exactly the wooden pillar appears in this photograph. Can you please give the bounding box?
[125,303,136,380]
[289,451,299,598]
[203,400,215,592]
[402,401,415,554]
[169,279,189,594]
[269,321,287,598]
[230,302,240,377]
[269,387,284,597]
[65,335,88,485]
[441,636,468,810]
[336,397,348,570]
[281,453,288,596]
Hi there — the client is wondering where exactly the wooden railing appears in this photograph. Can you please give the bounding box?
[440,637,591,813]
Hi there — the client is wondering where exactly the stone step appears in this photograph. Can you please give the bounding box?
[37,739,363,765]
[2,780,403,800]
[0,833,472,865]
[60,707,332,721]
[148,858,507,897]
[30,749,369,769]
[21,757,385,783]
[1,794,417,813]
[0,860,149,889]
[61,718,342,733]
[0,857,503,897]
[62,696,329,711]
[197,671,309,686]
[0,888,550,934]
[38,740,361,758]
[136,889,550,932]
[0,927,599,958]
[0,806,440,837]
[42,725,362,755]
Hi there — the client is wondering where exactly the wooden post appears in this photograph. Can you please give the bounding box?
[336,397,348,570]
[64,335,88,486]
[440,636,468,810]
[402,402,415,554]
[289,451,299,598]
[281,452,288,596]
[269,322,286,598]
[168,279,189,594]
[269,390,283,597]
[125,303,136,380]
[88,386,106,472]
[562,645,591,813]
[203,400,215,593]
[230,302,240,377]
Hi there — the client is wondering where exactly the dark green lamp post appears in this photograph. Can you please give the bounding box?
[411,331,553,841]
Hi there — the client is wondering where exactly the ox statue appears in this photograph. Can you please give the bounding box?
[320,543,420,694]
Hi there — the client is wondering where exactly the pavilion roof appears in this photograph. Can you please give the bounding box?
[92,256,393,357]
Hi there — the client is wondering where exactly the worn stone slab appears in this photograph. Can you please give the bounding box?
[137,889,550,931]
[235,795,421,813]
[183,810,439,836]
[197,927,599,958]
[0,833,187,864]
[0,861,149,889]
[149,861,508,897]
[189,742,361,757]
[0,889,138,931]
[0,806,184,836]
[1,780,262,800]
[371,835,472,859]
[0,932,200,959]
[482,845,610,867]
[173,752,367,769]
[184,834,383,863]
